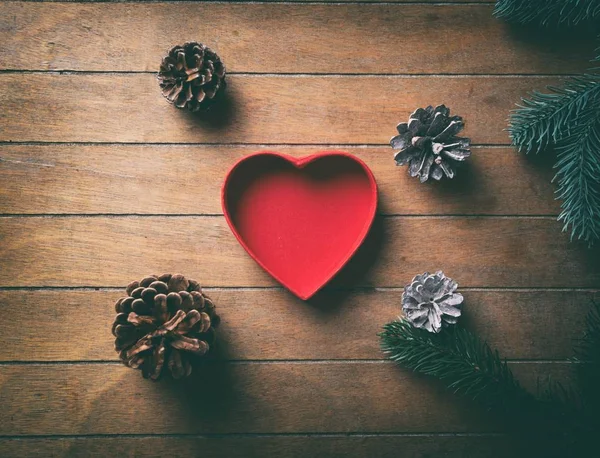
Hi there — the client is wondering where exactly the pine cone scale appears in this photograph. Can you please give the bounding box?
[126,336,154,359]
[426,112,447,136]
[420,154,434,180]
[168,350,191,380]
[163,309,187,331]
[174,309,202,334]
[146,341,166,381]
[153,295,169,322]
[170,335,204,353]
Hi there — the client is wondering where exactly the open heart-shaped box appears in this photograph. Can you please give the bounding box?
[222,151,378,300]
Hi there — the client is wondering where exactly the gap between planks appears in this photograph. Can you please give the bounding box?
[0,432,504,439]
[0,71,569,78]
[0,142,512,147]
[0,286,596,291]
[0,214,560,218]
[0,2,509,6]
[0,360,578,365]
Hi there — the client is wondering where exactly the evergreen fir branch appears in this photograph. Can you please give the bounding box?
[508,74,600,154]
[553,107,600,244]
[379,319,533,412]
[380,318,590,457]
[494,0,600,27]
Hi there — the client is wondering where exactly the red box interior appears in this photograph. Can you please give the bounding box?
[222,151,378,299]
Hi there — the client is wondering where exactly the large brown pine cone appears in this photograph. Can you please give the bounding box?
[158,42,226,112]
[112,273,219,380]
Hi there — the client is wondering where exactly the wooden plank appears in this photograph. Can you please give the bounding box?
[1,216,598,288]
[0,362,571,435]
[0,435,515,458]
[0,145,558,216]
[0,289,596,362]
[0,3,590,74]
[0,74,555,144]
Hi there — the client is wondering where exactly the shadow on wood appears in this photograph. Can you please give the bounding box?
[429,160,497,214]
[521,146,557,170]
[316,213,386,306]
[160,341,240,431]
[186,85,238,131]
[519,147,558,199]
[504,23,597,68]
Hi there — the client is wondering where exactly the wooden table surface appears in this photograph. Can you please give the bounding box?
[1,1,599,457]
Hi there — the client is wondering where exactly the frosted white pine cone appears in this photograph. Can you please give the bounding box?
[391,105,471,182]
[402,271,463,333]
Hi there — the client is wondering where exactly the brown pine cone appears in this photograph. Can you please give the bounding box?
[158,42,226,112]
[112,273,220,380]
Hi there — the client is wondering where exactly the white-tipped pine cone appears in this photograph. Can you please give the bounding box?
[402,271,463,333]
[391,105,471,182]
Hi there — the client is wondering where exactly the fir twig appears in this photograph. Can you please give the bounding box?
[379,318,533,412]
[494,0,600,27]
[380,318,589,457]
[553,109,600,243]
[508,73,600,245]
[508,75,600,155]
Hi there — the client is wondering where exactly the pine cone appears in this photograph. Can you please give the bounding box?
[402,271,463,333]
[112,273,220,380]
[158,42,226,112]
[391,105,471,182]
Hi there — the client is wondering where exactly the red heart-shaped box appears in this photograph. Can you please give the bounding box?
[222,151,378,300]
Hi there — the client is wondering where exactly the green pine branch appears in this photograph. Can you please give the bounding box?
[507,74,600,245]
[494,0,600,26]
[380,318,594,457]
[553,110,600,243]
[379,319,533,413]
[508,75,600,155]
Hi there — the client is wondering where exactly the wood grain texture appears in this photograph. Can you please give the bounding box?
[0,74,556,144]
[0,145,559,215]
[0,435,515,458]
[0,289,596,362]
[0,363,571,435]
[0,3,591,74]
[1,217,598,288]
